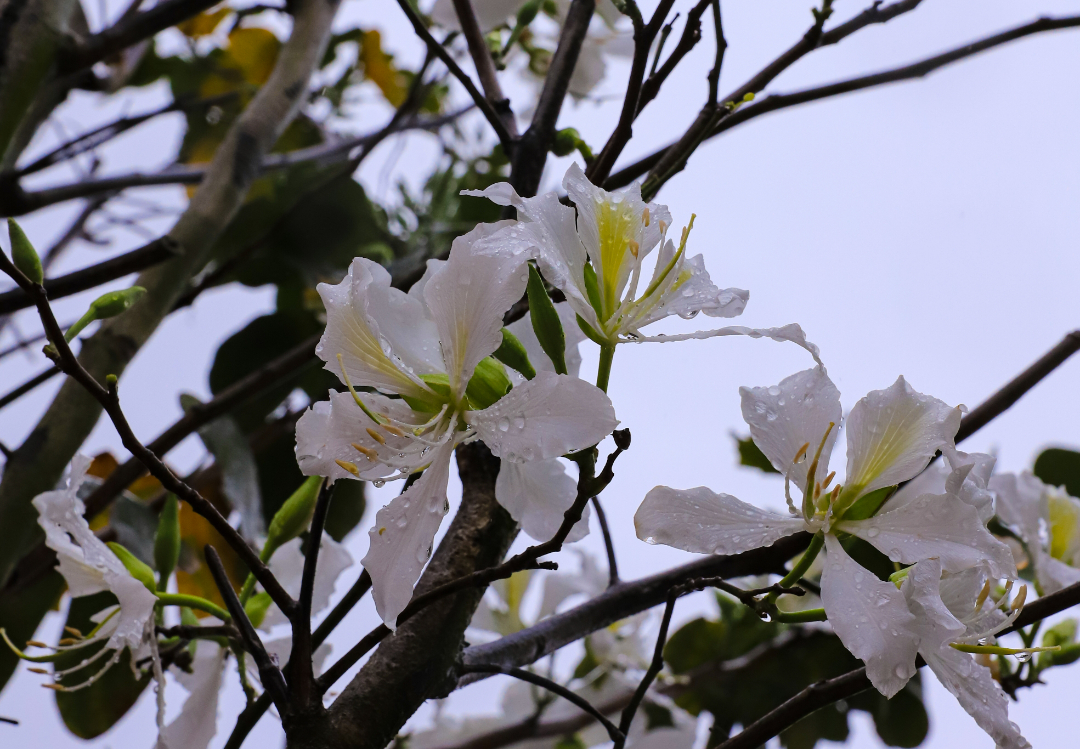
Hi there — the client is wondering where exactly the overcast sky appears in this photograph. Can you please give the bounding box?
[1,1,1079,747]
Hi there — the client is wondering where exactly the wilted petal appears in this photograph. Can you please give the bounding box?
[844,377,961,497]
[740,367,841,493]
[629,322,824,366]
[496,459,589,543]
[295,391,431,482]
[425,224,531,396]
[820,534,920,698]
[157,640,227,749]
[467,372,617,463]
[925,644,1030,749]
[505,301,585,378]
[362,442,455,628]
[635,486,805,555]
[840,492,1016,579]
[316,258,441,399]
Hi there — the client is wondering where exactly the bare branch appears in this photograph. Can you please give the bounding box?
[614,589,677,747]
[395,0,515,152]
[0,237,181,315]
[289,481,335,707]
[590,496,619,586]
[0,366,59,411]
[450,0,517,137]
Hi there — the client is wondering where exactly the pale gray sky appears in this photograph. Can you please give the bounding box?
[1,1,1078,747]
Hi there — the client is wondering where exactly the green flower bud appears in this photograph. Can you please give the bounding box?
[7,219,43,285]
[65,286,147,342]
[517,0,541,26]
[154,495,181,590]
[106,541,156,592]
[263,476,323,561]
[527,264,567,375]
[887,567,911,589]
[493,327,536,380]
[244,592,272,629]
[552,128,581,157]
[465,356,512,410]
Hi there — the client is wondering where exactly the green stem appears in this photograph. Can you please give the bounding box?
[953,644,1058,656]
[770,533,824,603]
[773,608,827,623]
[156,593,231,622]
[596,343,616,392]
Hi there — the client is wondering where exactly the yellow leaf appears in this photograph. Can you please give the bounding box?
[360,30,406,106]
[177,7,231,38]
[176,499,247,618]
[227,28,281,86]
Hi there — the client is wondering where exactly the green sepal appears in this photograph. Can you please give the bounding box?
[526,264,567,375]
[244,592,273,629]
[153,494,181,590]
[837,485,895,522]
[402,373,452,413]
[493,328,536,380]
[264,476,323,560]
[576,315,607,346]
[106,542,156,593]
[582,262,603,319]
[465,357,512,411]
[7,219,43,285]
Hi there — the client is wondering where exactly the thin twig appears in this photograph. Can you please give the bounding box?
[636,0,711,115]
[590,496,619,586]
[451,0,517,138]
[394,0,514,151]
[614,590,677,747]
[157,623,239,640]
[204,545,292,714]
[0,237,181,315]
[290,481,335,707]
[0,366,60,410]
[461,664,624,744]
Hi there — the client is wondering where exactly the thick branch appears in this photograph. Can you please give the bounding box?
[451,0,517,137]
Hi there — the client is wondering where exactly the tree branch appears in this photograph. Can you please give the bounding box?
[590,496,619,586]
[289,481,335,708]
[614,588,677,747]
[450,0,517,138]
[0,365,59,410]
[0,236,181,314]
[394,0,514,152]
[609,10,1080,191]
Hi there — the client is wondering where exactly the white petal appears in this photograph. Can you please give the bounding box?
[537,551,607,620]
[261,536,354,630]
[315,258,440,399]
[466,372,617,463]
[628,322,824,366]
[424,223,531,395]
[568,43,607,97]
[820,534,920,698]
[158,641,226,749]
[362,442,455,628]
[505,301,585,378]
[899,559,967,653]
[634,486,805,556]
[924,645,1030,749]
[1032,549,1080,594]
[740,367,841,492]
[495,458,590,543]
[839,492,1016,579]
[630,252,747,332]
[991,471,1047,543]
[942,447,997,523]
[294,391,432,482]
[937,565,991,621]
[844,377,961,496]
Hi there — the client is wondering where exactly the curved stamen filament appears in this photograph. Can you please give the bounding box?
[803,424,834,519]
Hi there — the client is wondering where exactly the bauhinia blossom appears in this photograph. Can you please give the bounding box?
[295,226,617,626]
[992,471,1080,594]
[635,366,1016,697]
[25,454,159,690]
[895,560,1031,748]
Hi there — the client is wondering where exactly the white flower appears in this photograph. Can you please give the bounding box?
[634,366,1016,696]
[885,445,998,523]
[156,639,228,749]
[992,471,1080,594]
[31,454,158,684]
[295,227,617,626]
[897,559,1030,749]
[465,163,749,345]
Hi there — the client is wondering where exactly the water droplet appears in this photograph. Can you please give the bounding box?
[766,411,778,422]
[644,536,657,545]
[395,517,407,528]
[373,479,385,488]
[876,597,889,607]
[513,415,526,430]
[867,527,880,538]
[677,309,698,320]
[894,664,908,679]
[443,498,450,514]
[854,571,865,583]
[755,402,767,414]
[887,548,902,563]
[522,446,535,460]
[718,291,734,306]
[768,386,781,396]
[497,417,510,432]
[1015,651,1032,663]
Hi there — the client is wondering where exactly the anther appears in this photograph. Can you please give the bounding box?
[974,579,991,611]
[366,428,386,445]
[58,638,79,646]
[814,481,821,500]
[28,667,48,674]
[382,424,405,438]
[26,641,48,649]
[658,220,667,234]
[629,240,639,258]
[793,443,810,465]
[829,485,841,504]
[42,684,64,691]
[1011,584,1028,612]
[63,627,82,638]
[352,443,378,461]
[642,207,650,226]
[999,580,1014,607]
[822,471,836,491]
[334,459,361,477]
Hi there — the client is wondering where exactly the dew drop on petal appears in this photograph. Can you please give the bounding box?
[497,417,510,432]
[395,517,407,528]
[767,386,781,396]
[513,415,526,430]
[895,664,908,679]
[677,309,698,319]
[867,527,880,538]
[887,548,902,563]
[644,536,657,545]
[373,479,385,488]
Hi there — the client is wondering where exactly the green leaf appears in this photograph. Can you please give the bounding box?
[1034,448,1080,497]
[553,737,587,749]
[735,435,779,474]
[493,328,536,380]
[642,701,675,731]
[182,395,264,540]
[55,593,151,738]
[527,264,567,375]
